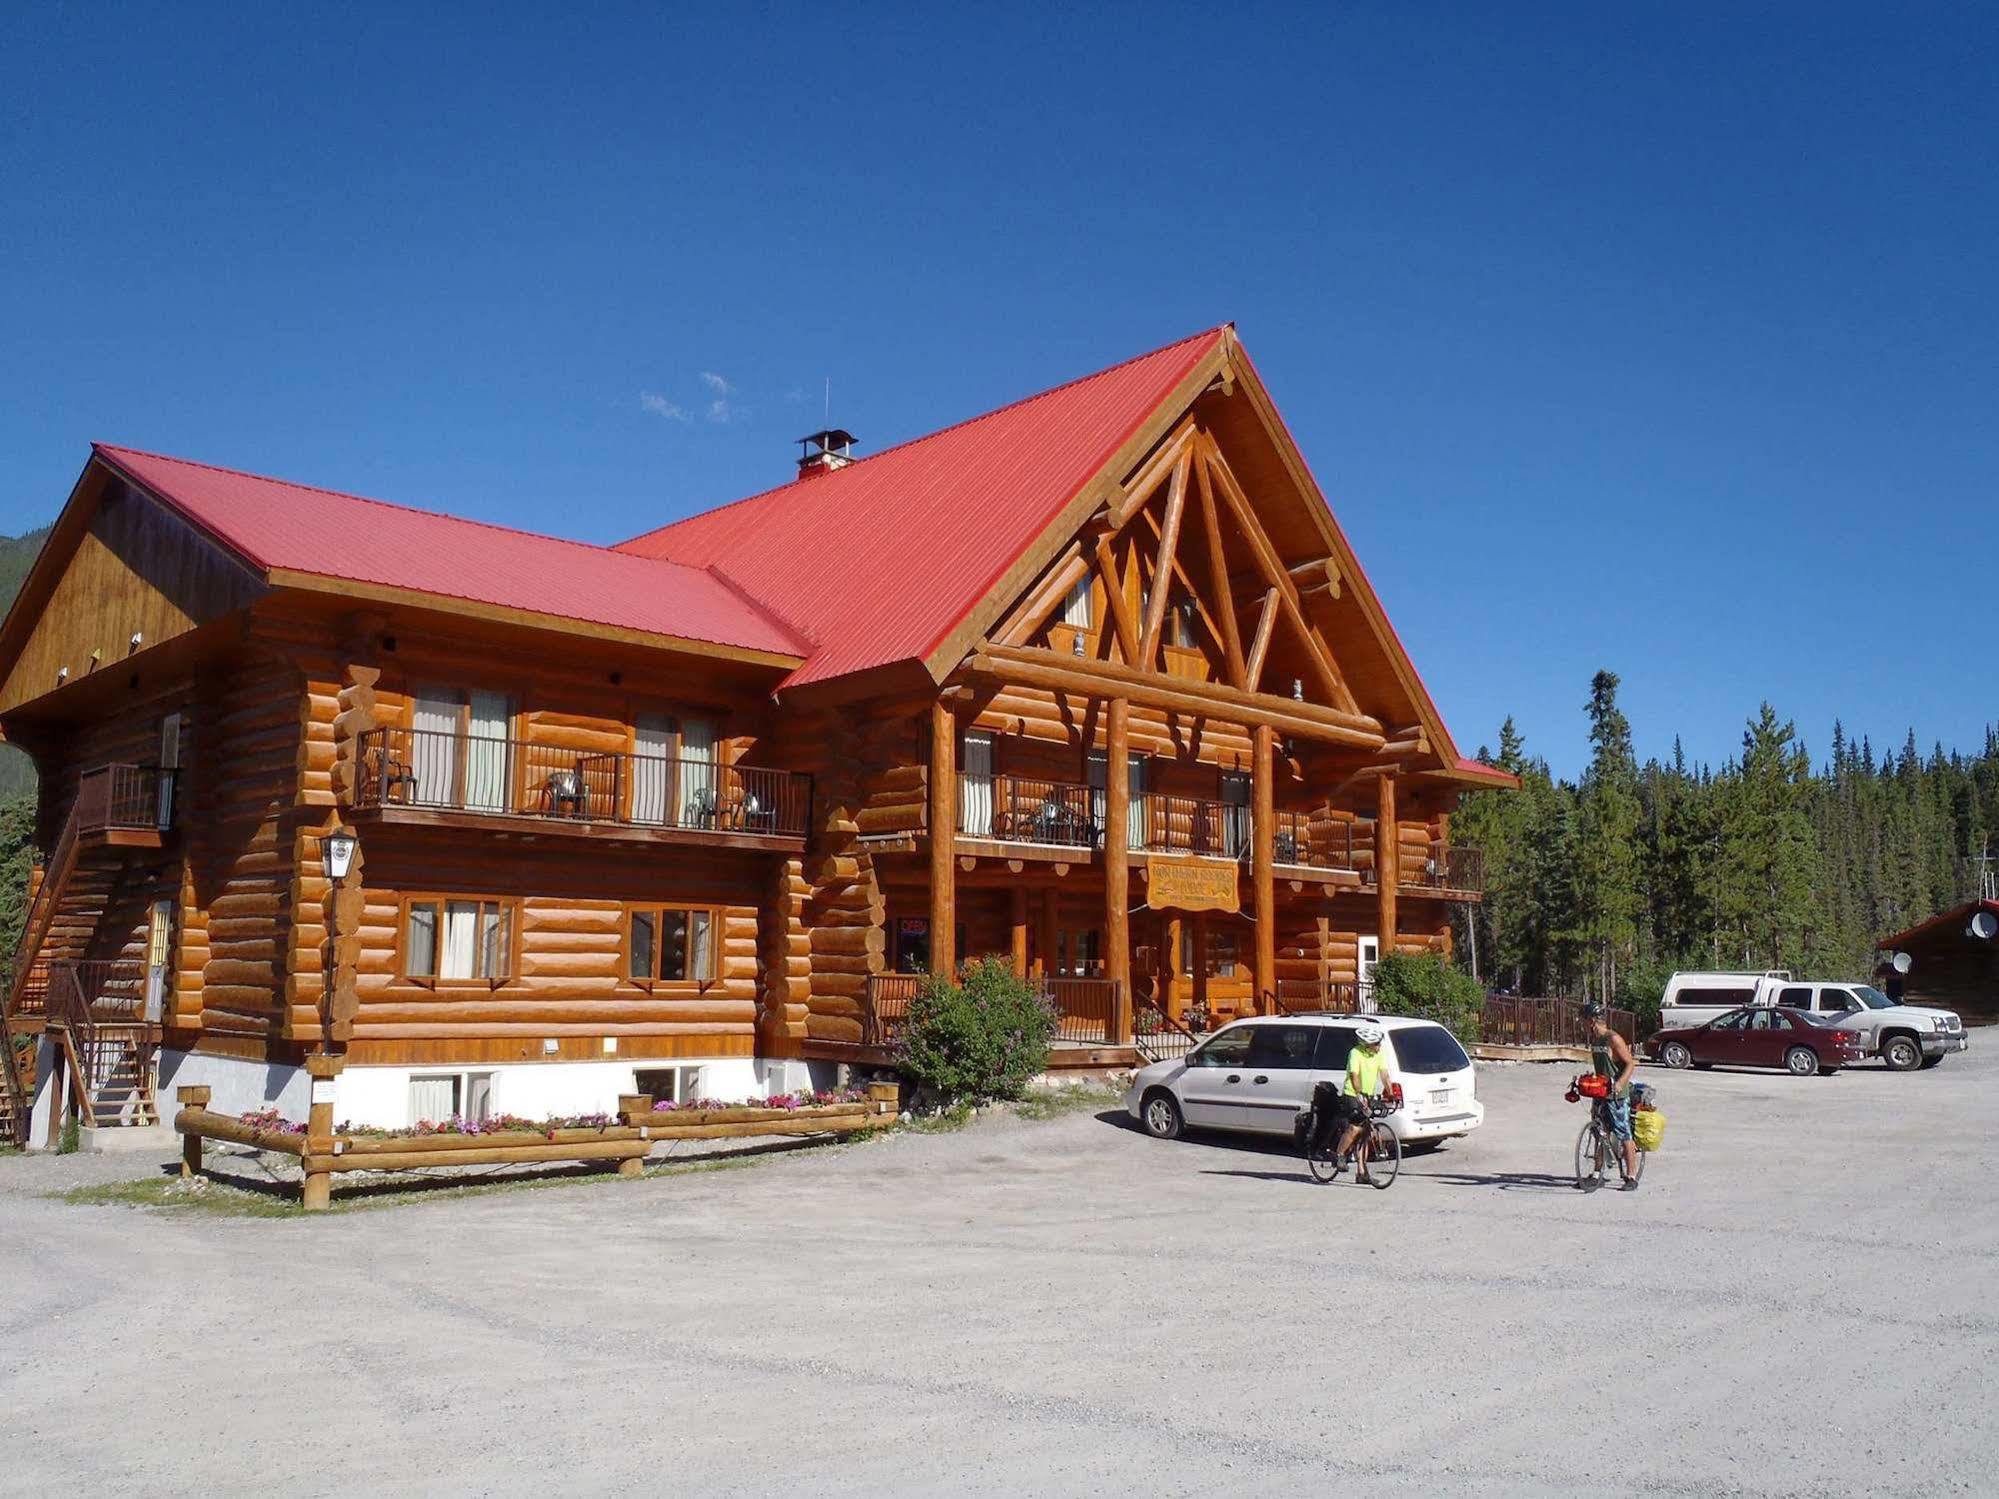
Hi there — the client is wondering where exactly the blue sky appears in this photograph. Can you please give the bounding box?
[3,4,1992,778]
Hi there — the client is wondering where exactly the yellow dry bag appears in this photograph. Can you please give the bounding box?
[1632,1108,1666,1153]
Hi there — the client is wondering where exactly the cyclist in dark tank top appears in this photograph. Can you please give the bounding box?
[1586,1001,1641,1189]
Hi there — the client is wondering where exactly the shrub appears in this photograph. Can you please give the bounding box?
[1615,956,1675,1038]
[1369,951,1485,1043]
[895,957,1058,1105]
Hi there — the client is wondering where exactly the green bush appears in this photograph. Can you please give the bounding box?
[894,957,1058,1105]
[1614,955,1675,1038]
[1370,952,1485,1043]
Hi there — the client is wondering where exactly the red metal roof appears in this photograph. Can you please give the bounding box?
[617,328,1226,688]
[91,445,810,659]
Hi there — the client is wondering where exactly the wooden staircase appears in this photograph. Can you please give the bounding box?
[2,763,175,1145]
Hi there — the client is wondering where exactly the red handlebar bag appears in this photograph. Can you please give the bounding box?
[1577,1074,1610,1100]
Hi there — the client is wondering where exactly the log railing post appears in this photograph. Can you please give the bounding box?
[176,1085,210,1177]
[928,698,957,979]
[1377,770,1399,969]
[1104,698,1131,1045]
[616,1093,653,1176]
[1252,724,1276,1014]
[301,1055,343,1212]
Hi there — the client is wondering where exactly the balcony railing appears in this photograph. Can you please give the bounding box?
[77,763,178,834]
[1403,844,1485,893]
[960,774,1099,848]
[354,728,811,839]
[1136,794,1246,859]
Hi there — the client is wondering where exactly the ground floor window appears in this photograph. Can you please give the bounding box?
[1057,928,1102,978]
[404,897,514,982]
[634,1065,703,1104]
[892,918,966,974]
[409,1071,493,1125]
[627,906,717,984]
[1180,925,1239,978]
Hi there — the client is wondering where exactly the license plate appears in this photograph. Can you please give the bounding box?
[1429,1089,1453,1104]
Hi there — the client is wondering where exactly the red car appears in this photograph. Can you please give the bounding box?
[1646,1005,1865,1076]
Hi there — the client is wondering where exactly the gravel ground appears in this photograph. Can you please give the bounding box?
[2,1044,1995,1498]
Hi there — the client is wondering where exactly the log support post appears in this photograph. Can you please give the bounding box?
[1252,724,1276,1013]
[177,1085,210,1177]
[301,1054,343,1213]
[1377,770,1399,963]
[1010,885,1029,977]
[928,698,957,979]
[1163,912,1183,1022]
[1036,887,1057,981]
[1104,699,1132,1045]
[1192,915,1210,1017]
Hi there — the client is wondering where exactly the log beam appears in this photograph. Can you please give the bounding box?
[1377,770,1398,964]
[1245,588,1280,694]
[1104,698,1132,1043]
[1136,447,1192,670]
[1197,458,1246,687]
[1252,724,1276,1013]
[928,698,957,978]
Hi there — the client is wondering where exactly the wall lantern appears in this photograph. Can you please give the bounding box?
[323,830,358,882]
[1291,678,1304,701]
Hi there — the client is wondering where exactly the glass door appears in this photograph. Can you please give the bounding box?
[631,713,670,824]
[960,732,994,836]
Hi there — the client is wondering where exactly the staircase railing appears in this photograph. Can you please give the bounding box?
[46,964,99,1127]
[1,1014,27,1146]
[1133,1007,1203,1064]
[6,800,81,1020]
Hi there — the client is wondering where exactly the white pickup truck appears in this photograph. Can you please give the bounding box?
[1658,971,1966,1071]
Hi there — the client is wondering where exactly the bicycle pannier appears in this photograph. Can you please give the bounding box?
[1632,1108,1666,1153]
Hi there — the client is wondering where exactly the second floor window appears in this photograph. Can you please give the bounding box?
[1060,575,1092,629]
[410,688,514,812]
[405,898,513,982]
[629,906,717,984]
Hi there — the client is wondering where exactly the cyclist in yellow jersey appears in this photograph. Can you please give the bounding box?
[1335,1023,1392,1170]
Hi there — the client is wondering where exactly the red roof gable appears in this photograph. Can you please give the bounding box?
[1877,899,1999,951]
[617,328,1226,688]
[91,445,810,660]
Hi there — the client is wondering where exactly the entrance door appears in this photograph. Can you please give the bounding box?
[410,691,462,808]
[144,897,174,1022]
[156,713,181,829]
[464,690,512,811]
[1358,936,1381,1008]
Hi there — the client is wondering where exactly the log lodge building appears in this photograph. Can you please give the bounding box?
[0,327,1513,1142]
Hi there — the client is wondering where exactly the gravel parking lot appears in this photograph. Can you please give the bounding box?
[3,1044,1995,1498]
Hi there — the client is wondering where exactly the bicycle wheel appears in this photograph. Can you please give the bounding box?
[1365,1122,1401,1189]
[1306,1137,1342,1184]
[1575,1120,1608,1192]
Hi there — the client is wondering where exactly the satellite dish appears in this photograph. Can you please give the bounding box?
[1969,910,1999,941]
[1891,951,1913,974]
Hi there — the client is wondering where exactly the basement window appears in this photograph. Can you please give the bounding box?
[408,1071,493,1125]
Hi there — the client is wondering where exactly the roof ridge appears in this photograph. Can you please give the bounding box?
[93,441,720,579]
[616,324,1230,552]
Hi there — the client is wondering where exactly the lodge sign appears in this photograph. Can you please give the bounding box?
[1145,856,1240,914]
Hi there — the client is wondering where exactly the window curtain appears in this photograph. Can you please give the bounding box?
[677,718,716,825]
[1126,754,1147,852]
[409,1076,458,1124]
[442,901,479,979]
[689,910,714,982]
[960,734,994,836]
[464,690,512,811]
[631,714,670,825]
[1060,576,1092,628]
[411,694,461,809]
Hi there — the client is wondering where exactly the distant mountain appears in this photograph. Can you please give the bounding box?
[0,526,51,798]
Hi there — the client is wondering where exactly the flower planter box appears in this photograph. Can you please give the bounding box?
[170,1081,901,1212]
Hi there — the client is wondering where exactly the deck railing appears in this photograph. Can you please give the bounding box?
[961,774,1099,847]
[76,763,178,834]
[1403,844,1485,893]
[1046,977,1122,1045]
[1273,979,1363,1015]
[1479,996,1635,1048]
[354,728,811,838]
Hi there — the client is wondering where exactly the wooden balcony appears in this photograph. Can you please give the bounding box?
[76,762,178,846]
[1399,844,1485,897]
[352,728,812,848]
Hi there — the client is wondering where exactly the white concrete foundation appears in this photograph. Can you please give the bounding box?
[157,1050,312,1121]
[321,1055,763,1130]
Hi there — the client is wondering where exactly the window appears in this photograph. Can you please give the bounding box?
[1388,1025,1472,1074]
[1058,928,1102,978]
[1777,986,1814,1009]
[1672,987,1756,1009]
[1247,1024,1319,1068]
[1190,1026,1254,1068]
[1173,596,1200,648]
[409,688,515,812]
[1710,1009,1752,1031]
[1749,1010,1778,1031]
[1314,1026,1357,1071]
[409,1072,493,1125]
[1060,576,1092,629]
[403,898,513,982]
[636,1065,704,1104]
[628,906,717,984]
[1178,926,1240,979]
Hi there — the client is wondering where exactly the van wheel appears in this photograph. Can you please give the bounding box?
[1141,1090,1184,1140]
[1882,1035,1922,1072]
[1784,1046,1819,1077]
[1660,1041,1693,1070]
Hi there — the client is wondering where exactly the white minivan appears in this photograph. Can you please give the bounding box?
[1124,1014,1483,1146]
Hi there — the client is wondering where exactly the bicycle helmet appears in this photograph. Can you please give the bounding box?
[1581,1001,1607,1019]
[1355,1023,1385,1047]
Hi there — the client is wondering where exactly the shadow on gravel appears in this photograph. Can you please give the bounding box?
[1427,1171,1579,1192]
[1199,1167,1319,1185]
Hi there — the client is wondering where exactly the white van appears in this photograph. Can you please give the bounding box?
[1124,1013,1482,1146]
[1657,971,1791,1032]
